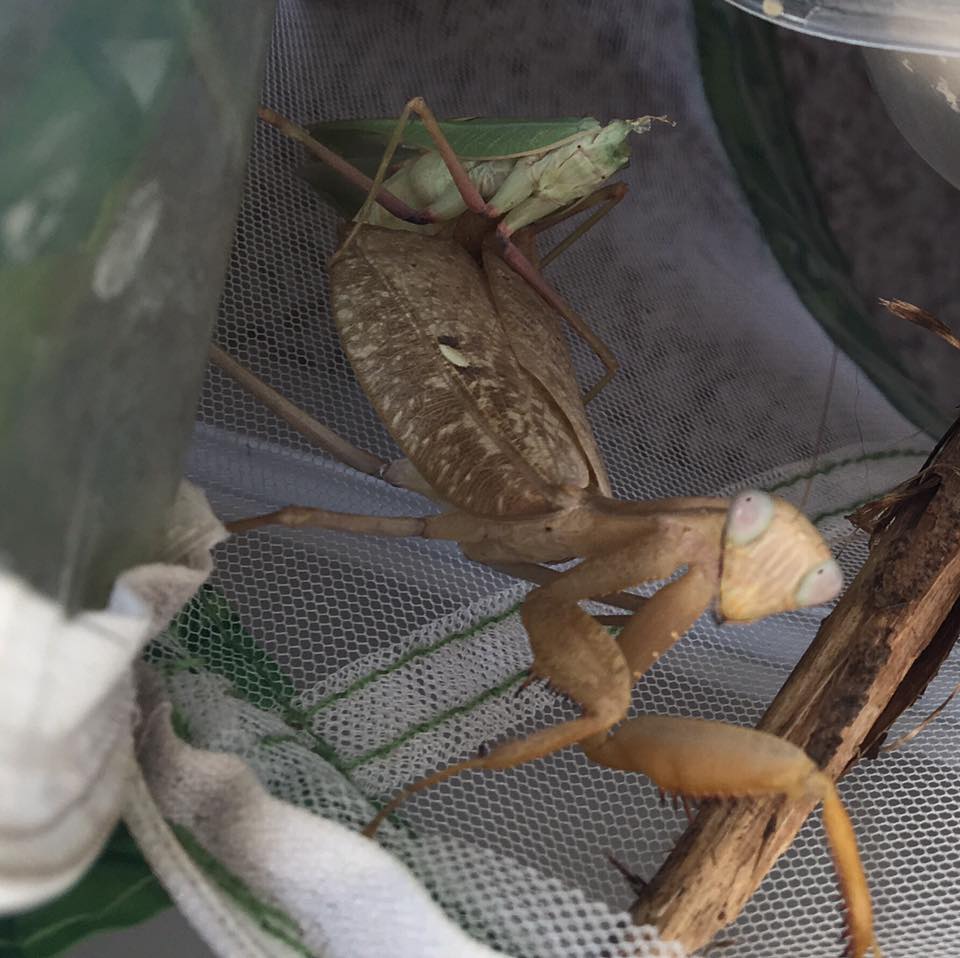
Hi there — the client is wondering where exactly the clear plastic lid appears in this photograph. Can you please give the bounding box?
[864,47,960,188]
[725,1,960,55]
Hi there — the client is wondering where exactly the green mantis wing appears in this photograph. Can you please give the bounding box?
[299,115,643,221]
[308,115,603,162]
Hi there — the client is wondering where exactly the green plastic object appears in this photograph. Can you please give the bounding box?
[0,0,274,612]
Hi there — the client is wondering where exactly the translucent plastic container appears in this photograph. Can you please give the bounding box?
[726,1,960,189]
[864,47,960,189]
[725,0,960,54]
[0,1,273,610]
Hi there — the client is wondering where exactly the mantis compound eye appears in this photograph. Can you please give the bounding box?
[725,490,775,547]
[795,558,844,608]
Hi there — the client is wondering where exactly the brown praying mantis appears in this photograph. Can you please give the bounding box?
[213,99,881,957]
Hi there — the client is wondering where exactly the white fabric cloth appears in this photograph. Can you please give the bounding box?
[0,482,225,912]
[130,672,501,958]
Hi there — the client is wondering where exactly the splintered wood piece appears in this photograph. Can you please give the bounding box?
[631,417,960,954]
[879,298,960,353]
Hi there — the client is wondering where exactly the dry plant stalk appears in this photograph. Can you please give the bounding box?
[879,298,960,352]
[632,416,960,953]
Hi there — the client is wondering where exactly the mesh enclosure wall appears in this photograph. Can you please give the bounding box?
[157,1,960,955]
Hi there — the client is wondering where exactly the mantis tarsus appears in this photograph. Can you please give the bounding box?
[215,99,881,957]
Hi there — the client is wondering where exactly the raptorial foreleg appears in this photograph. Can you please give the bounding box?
[363,535,713,836]
[581,716,879,958]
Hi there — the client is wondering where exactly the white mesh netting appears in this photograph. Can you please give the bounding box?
[147,1,960,955]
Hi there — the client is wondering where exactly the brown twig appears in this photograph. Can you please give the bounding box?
[878,677,960,754]
[879,298,960,352]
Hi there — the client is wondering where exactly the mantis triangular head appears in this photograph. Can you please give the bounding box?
[718,490,844,622]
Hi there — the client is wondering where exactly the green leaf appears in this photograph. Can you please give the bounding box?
[158,584,297,712]
[0,824,170,958]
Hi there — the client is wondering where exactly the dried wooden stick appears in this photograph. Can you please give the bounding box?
[630,418,960,954]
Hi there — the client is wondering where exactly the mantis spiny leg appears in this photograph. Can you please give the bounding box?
[606,567,717,681]
[362,588,633,839]
[583,716,879,958]
[553,549,879,955]
[544,554,880,958]
[564,553,879,956]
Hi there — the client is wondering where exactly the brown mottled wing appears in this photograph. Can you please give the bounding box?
[330,227,590,517]
[482,243,611,495]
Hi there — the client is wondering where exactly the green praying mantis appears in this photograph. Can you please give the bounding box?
[212,98,882,958]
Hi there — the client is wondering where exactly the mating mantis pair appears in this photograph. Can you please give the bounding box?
[214,98,880,956]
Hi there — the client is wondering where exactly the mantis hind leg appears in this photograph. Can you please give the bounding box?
[205,362,646,607]
[209,344,392,479]
[211,345,455,505]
